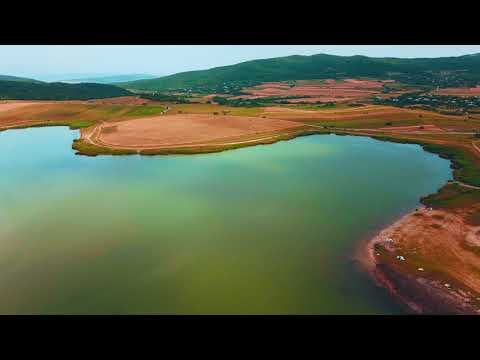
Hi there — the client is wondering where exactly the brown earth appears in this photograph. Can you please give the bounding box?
[0,101,61,129]
[343,79,394,88]
[0,98,166,131]
[83,113,303,149]
[226,79,410,104]
[366,207,480,314]
[285,97,355,103]
[241,79,392,101]
[0,101,52,113]
[0,96,146,112]
[245,86,378,98]
[261,105,455,123]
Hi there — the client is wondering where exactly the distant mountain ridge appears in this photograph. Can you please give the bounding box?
[63,74,158,84]
[118,53,480,91]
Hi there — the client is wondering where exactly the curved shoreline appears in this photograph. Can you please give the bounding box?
[363,207,480,315]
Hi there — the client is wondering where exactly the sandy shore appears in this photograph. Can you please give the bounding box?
[363,206,480,314]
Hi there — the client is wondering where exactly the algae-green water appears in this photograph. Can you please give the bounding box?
[0,127,452,314]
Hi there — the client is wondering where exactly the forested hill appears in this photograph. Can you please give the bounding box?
[0,80,132,100]
[0,74,41,83]
[119,53,480,91]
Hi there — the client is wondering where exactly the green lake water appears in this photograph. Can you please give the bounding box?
[0,127,452,314]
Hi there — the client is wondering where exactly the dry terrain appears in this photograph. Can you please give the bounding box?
[236,79,402,103]
[261,104,465,128]
[367,206,480,314]
[0,101,51,113]
[0,97,161,130]
[82,113,303,150]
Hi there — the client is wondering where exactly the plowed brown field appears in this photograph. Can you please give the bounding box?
[86,113,303,149]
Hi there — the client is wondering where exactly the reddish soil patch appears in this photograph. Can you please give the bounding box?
[92,113,302,149]
[263,105,406,119]
[343,79,391,88]
[262,105,455,124]
[286,97,355,103]
[0,101,50,113]
[245,86,377,98]
[263,107,317,114]
[323,79,336,85]
[241,79,391,102]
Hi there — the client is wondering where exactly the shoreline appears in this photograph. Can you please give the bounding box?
[363,206,480,315]
[358,207,428,314]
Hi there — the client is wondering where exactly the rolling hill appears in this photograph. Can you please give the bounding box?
[0,74,41,83]
[118,53,480,91]
[0,80,132,100]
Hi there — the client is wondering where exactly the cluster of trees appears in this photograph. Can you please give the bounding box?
[375,92,480,111]
[211,95,310,107]
[139,92,190,103]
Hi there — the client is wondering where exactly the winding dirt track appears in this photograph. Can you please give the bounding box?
[472,141,480,156]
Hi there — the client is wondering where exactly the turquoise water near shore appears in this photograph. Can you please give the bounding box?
[0,127,452,314]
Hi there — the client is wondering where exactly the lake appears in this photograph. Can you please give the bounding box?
[0,127,452,314]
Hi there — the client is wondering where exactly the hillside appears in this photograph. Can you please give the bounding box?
[119,53,480,91]
[0,80,131,100]
[0,74,40,83]
[63,74,157,84]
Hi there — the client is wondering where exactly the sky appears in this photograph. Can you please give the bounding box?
[2,45,480,81]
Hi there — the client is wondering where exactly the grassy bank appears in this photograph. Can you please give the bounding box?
[370,134,480,187]
[421,183,480,225]
[72,139,138,156]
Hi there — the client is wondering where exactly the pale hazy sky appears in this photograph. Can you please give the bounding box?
[2,45,480,81]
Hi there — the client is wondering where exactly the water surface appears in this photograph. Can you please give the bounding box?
[0,127,452,314]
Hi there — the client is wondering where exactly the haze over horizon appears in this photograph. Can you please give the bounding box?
[2,45,480,81]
